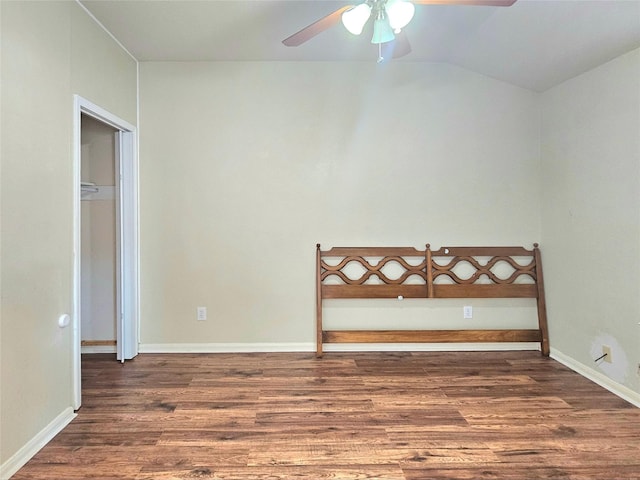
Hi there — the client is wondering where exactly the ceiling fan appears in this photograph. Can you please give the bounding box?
[282,0,517,61]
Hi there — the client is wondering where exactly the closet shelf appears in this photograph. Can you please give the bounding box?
[81,182,115,200]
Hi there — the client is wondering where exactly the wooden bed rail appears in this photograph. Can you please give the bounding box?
[316,243,549,357]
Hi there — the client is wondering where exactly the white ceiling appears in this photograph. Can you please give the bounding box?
[80,0,640,91]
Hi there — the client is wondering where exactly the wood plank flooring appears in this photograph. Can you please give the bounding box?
[12,351,640,479]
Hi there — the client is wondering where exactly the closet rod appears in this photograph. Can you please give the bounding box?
[81,182,99,193]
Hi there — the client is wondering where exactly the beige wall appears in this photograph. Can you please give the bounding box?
[139,61,541,347]
[541,48,640,395]
[71,3,137,126]
[0,0,137,466]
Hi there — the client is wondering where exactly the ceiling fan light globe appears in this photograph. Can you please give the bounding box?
[385,0,415,32]
[371,17,395,44]
[342,4,372,35]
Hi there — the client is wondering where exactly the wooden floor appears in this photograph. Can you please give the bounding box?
[13,351,640,479]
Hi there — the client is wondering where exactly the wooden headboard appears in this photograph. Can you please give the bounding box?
[316,244,549,357]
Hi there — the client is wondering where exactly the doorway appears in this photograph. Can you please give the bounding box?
[73,96,139,410]
[80,115,118,354]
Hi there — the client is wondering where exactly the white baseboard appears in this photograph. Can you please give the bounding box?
[0,407,76,480]
[550,347,640,408]
[139,342,316,353]
[139,342,540,354]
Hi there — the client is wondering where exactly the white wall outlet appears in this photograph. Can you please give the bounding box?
[636,363,640,377]
[463,306,473,319]
[602,344,612,363]
[197,306,207,321]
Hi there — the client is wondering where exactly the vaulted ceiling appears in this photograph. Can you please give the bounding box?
[80,0,640,91]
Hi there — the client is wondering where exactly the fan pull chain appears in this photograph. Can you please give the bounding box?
[377,42,384,63]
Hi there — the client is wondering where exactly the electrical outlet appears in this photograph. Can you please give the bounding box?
[197,306,207,321]
[602,345,612,363]
[637,363,640,377]
[463,306,473,319]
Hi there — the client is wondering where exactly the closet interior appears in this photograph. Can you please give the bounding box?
[80,114,118,353]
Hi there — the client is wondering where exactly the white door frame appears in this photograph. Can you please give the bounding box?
[72,95,139,409]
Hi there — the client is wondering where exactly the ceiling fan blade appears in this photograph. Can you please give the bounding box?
[282,6,355,47]
[412,0,516,6]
